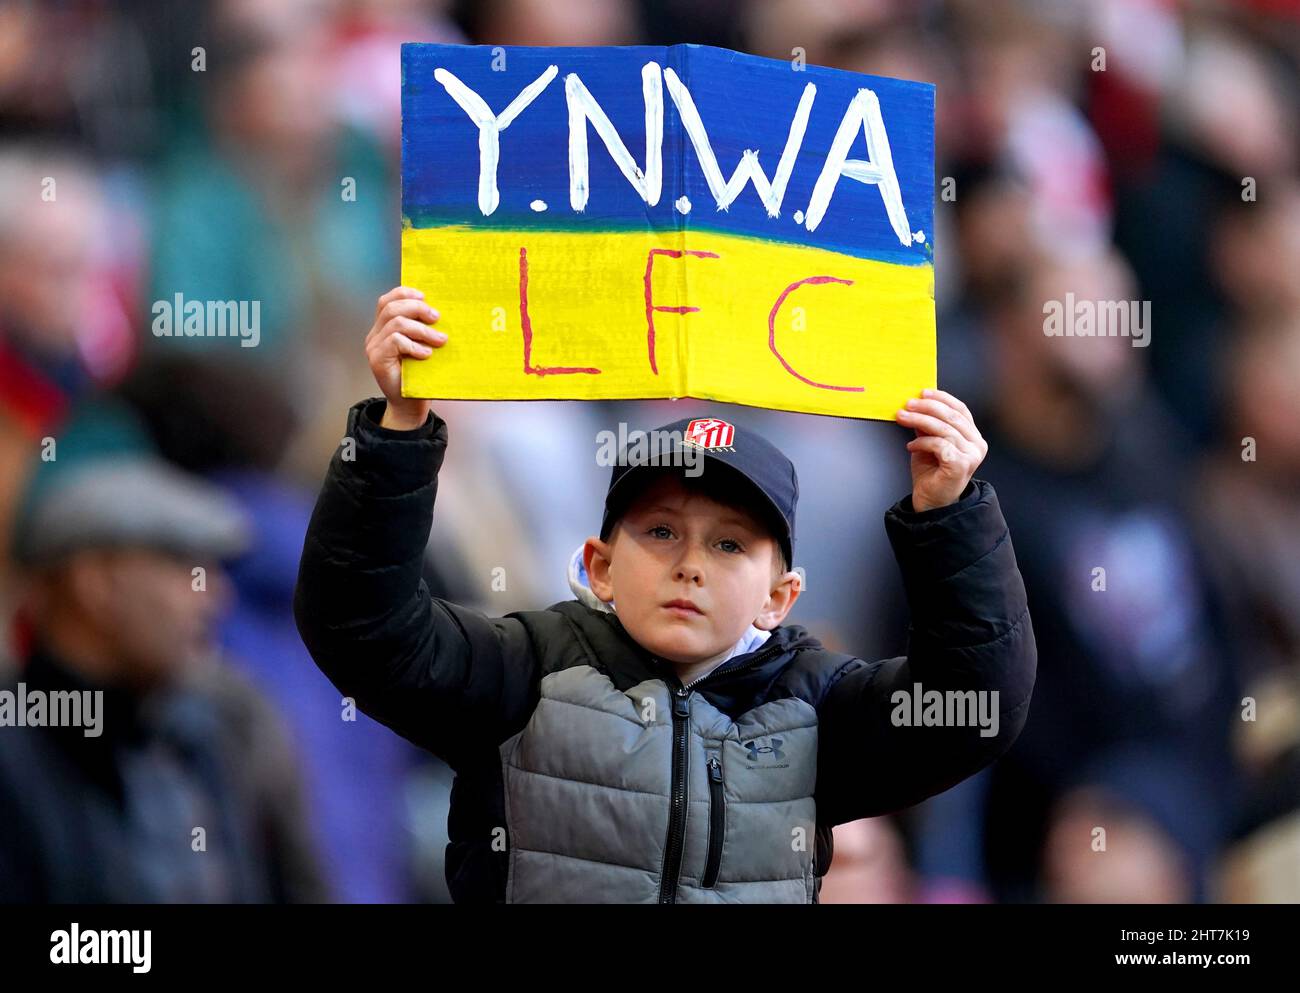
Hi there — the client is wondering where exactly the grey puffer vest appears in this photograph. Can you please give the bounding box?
[493,601,844,904]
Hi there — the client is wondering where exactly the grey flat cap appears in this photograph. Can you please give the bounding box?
[16,457,250,566]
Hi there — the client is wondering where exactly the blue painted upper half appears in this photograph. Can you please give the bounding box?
[401,44,934,265]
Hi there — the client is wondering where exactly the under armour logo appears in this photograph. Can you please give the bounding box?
[744,737,785,762]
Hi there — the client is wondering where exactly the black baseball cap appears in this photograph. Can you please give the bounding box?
[599,415,798,570]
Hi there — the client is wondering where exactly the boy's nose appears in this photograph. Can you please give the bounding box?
[673,547,705,584]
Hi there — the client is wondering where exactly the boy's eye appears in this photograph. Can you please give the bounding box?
[646,526,742,554]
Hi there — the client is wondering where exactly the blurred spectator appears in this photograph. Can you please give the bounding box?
[1212,182,1300,325]
[116,355,438,902]
[0,148,137,525]
[329,0,466,151]
[1110,26,1297,445]
[0,410,327,902]
[1041,750,1199,904]
[146,0,394,371]
[0,1,158,156]
[1196,309,1300,894]
[818,816,914,903]
[935,249,1243,902]
[1198,311,1300,698]
[0,146,140,658]
[936,161,1035,413]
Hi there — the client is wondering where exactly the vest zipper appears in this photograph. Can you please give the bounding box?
[658,685,692,904]
[702,755,725,888]
[655,636,791,903]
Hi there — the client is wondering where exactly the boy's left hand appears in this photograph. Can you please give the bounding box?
[895,388,988,513]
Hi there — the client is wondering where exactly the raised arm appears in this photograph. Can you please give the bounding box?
[815,390,1036,824]
[293,289,543,767]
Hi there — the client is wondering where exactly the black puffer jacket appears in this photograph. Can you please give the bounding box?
[294,399,1036,903]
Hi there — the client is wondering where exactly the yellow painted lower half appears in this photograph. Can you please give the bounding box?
[400,224,935,420]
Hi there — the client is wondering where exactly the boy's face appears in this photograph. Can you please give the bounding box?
[583,473,801,668]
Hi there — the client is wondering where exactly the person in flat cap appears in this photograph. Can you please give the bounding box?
[14,456,250,687]
[293,286,1037,904]
[0,418,327,903]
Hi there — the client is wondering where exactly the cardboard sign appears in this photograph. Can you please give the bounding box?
[400,44,934,419]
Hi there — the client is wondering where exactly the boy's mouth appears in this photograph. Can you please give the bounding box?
[662,598,704,616]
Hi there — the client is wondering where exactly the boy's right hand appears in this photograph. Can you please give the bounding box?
[365,286,446,430]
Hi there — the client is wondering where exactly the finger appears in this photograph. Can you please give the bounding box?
[905,397,981,447]
[379,299,440,325]
[368,295,434,345]
[375,286,425,315]
[922,390,986,452]
[906,396,970,429]
[906,435,965,466]
[896,408,973,449]
[390,331,432,359]
[920,384,972,421]
[369,303,440,346]
[383,316,447,347]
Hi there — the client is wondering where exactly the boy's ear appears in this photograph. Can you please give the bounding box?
[753,568,802,631]
[583,535,616,604]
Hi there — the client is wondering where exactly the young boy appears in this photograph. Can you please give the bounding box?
[294,287,1037,904]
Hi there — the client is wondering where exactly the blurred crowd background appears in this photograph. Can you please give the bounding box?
[1,0,1298,904]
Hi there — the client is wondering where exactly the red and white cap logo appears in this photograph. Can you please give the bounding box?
[684,418,736,450]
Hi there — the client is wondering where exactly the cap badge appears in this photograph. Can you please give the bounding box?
[682,418,736,451]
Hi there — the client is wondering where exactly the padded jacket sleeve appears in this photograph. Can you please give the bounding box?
[293,399,544,768]
[814,479,1037,826]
